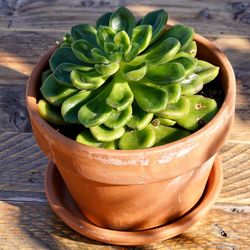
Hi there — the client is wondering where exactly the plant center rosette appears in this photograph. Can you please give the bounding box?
[38,7,220,150]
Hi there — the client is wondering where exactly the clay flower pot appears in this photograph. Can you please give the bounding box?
[26,30,235,231]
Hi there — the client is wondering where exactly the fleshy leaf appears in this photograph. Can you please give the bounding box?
[124,43,140,62]
[53,63,92,86]
[78,85,112,127]
[160,83,181,103]
[41,69,52,83]
[152,124,190,146]
[71,24,97,46]
[114,30,131,54]
[130,82,168,113]
[49,47,83,72]
[122,63,147,81]
[152,117,176,126]
[71,39,97,64]
[106,78,133,111]
[104,42,117,55]
[170,56,197,76]
[180,74,203,95]
[40,75,78,107]
[96,12,112,28]
[157,96,190,119]
[118,125,156,150]
[176,95,218,131]
[194,60,219,84]
[96,26,116,48]
[70,69,107,90]
[61,90,94,123]
[109,7,136,37]
[38,99,66,125]
[127,102,153,130]
[157,24,194,50]
[76,129,116,149]
[131,25,152,53]
[90,125,125,142]
[144,37,181,65]
[104,105,132,129]
[95,61,119,76]
[146,62,185,84]
[141,9,168,44]
[91,48,109,63]
[183,41,197,57]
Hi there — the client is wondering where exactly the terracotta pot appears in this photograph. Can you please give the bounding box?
[26,31,235,231]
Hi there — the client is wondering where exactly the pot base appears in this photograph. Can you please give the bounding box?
[45,156,223,246]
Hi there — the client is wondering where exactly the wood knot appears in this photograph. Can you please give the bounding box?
[198,8,213,20]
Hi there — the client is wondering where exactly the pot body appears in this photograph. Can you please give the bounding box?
[27,32,235,230]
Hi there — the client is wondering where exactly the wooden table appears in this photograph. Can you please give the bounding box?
[0,0,249,248]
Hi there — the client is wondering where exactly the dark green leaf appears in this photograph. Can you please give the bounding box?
[53,63,92,86]
[91,48,109,63]
[155,24,194,50]
[70,69,108,90]
[131,25,152,53]
[152,124,190,146]
[71,24,97,46]
[106,78,133,111]
[122,63,147,81]
[146,62,185,84]
[160,83,181,103]
[127,102,153,130]
[61,90,94,123]
[130,82,168,113]
[71,39,97,64]
[143,37,180,65]
[49,47,83,71]
[170,55,197,76]
[104,105,132,129]
[76,129,117,149]
[118,125,156,150]
[109,7,136,37]
[90,124,125,142]
[114,30,131,54]
[96,12,112,28]
[40,74,78,107]
[141,9,168,44]
[78,85,112,127]
[96,26,116,48]
[95,61,120,76]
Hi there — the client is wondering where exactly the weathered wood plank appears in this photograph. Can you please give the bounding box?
[120,0,250,37]
[0,132,249,207]
[0,0,119,30]
[0,0,250,37]
[0,201,249,249]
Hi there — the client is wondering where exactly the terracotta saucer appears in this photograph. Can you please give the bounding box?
[45,156,223,246]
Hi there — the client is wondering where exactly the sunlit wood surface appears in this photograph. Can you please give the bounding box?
[0,0,249,248]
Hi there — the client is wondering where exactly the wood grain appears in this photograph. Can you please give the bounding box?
[0,0,250,37]
[0,1,249,248]
[0,201,249,249]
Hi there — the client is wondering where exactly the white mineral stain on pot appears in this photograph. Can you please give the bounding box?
[158,142,199,164]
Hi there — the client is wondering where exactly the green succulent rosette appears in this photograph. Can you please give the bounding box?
[39,7,220,150]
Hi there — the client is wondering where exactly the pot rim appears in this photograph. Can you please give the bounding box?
[26,30,236,157]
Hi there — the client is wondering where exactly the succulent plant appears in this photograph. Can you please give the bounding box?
[39,7,220,150]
